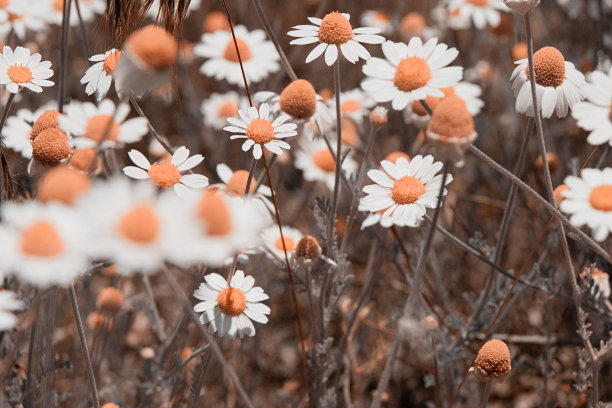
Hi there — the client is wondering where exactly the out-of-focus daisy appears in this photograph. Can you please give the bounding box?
[295,138,357,190]
[37,166,91,205]
[193,270,270,339]
[331,89,375,124]
[571,67,612,146]
[0,3,48,39]
[0,291,23,331]
[260,225,303,260]
[560,167,612,242]
[400,12,436,40]
[1,104,57,159]
[360,155,453,227]
[0,46,54,93]
[224,103,297,160]
[0,201,89,287]
[202,10,230,33]
[431,3,471,31]
[511,46,586,118]
[288,11,384,66]
[582,265,611,300]
[42,0,106,26]
[360,10,393,35]
[362,38,462,110]
[81,49,121,101]
[123,147,209,198]
[215,163,271,198]
[60,99,149,149]
[194,25,280,87]
[447,0,508,30]
[146,0,202,19]
[201,92,248,130]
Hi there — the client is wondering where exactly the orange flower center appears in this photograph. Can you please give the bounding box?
[274,236,295,252]
[245,118,275,144]
[311,149,336,172]
[394,57,431,92]
[147,161,181,189]
[126,25,178,70]
[20,221,64,257]
[216,287,246,316]
[223,38,252,62]
[218,101,239,118]
[37,166,91,205]
[103,51,122,74]
[69,148,99,172]
[226,170,256,195]
[391,176,425,204]
[31,110,60,141]
[384,151,411,164]
[118,205,160,244]
[84,114,120,144]
[196,190,232,236]
[31,128,72,166]
[0,0,8,8]
[278,79,317,119]
[466,0,489,6]
[525,46,565,88]
[318,11,354,45]
[589,185,612,212]
[341,100,361,113]
[7,64,32,84]
[374,11,390,22]
[203,11,230,33]
[401,13,426,34]
[52,0,64,11]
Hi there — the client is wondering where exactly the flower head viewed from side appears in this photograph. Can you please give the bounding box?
[511,46,585,118]
[560,167,612,242]
[362,38,462,110]
[503,0,540,15]
[288,12,384,66]
[193,270,270,339]
[0,46,54,93]
[571,67,612,146]
[473,339,512,382]
[123,146,209,198]
[360,155,452,227]
[81,49,122,101]
[224,103,297,159]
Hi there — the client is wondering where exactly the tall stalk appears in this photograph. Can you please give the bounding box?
[329,57,343,249]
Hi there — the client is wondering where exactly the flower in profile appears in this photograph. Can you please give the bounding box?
[571,67,612,146]
[60,99,148,149]
[361,38,462,110]
[123,147,209,199]
[473,339,511,382]
[0,46,54,93]
[370,106,388,125]
[224,103,297,159]
[503,0,540,15]
[0,291,23,331]
[201,92,248,130]
[31,128,72,168]
[360,155,452,227]
[194,25,280,87]
[288,12,384,66]
[193,270,270,339]
[295,138,357,190]
[560,167,612,242]
[360,10,393,35]
[511,46,585,118]
[260,225,303,260]
[81,49,122,101]
[0,201,89,287]
[447,0,508,30]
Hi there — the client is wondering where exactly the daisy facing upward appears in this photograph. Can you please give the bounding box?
[0,46,54,94]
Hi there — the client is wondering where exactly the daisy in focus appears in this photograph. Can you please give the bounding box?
[361,38,462,110]
[123,147,209,199]
[288,11,385,66]
[360,10,393,35]
[194,25,280,87]
[571,67,612,146]
[447,0,508,30]
[201,92,248,130]
[60,99,148,149]
[295,138,357,190]
[560,167,612,242]
[511,46,586,118]
[224,103,297,160]
[81,49,122,101]
[360,155,453,227]
[0,291,23,331]
[193,270,270,339]
[260,225,303,260]
[0,46,54,94]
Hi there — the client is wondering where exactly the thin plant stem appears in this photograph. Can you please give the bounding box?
[244,157,257,195]
[391,225,413,274]
[261,152,308,364]
[329,57,343,249]
[69,282,100,408]
[142,274,166,341]
[25,291,38,407]
[221,0,252,106]
[129,95,174,154]
[74,0,92,59]
[58,0,72,113]
[0,92,16,200]
[370,332,401,408]
[480,381,492,408]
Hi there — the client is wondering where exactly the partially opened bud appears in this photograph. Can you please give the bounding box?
[474,339,511,382]
[279,79,317,120]
[370,106,388,125]
[295,235,322,260]
[503,0,540,16]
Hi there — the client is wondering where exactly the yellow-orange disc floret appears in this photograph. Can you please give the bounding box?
[226,170,256,195]
[589,185,612,212]
[512,42,528,62]
[401,13,426,35]
[32,128,72,166]
[279,79,317,119]
[196,190,232,236]
[37,166,91,205]
[7,64,32,84]
[147,161,182,189]
[525,46,566,88]
[223,38,252,62]
[83,114,120,144]
[245,118,275,144]
[553,184,569,205]
[20,221,64,257]
[69,148,99,173]
[216,287,246,316]
[391,176,425,205]
[411,87,455,117]
[384,151,411,164]
[126,25,178,70]
[312,149,336,172]
[30,110,60,141]
[118,205,160,244]
[103,51,122,74]
[202,11,230,33]
[318,11,353,45]
[274,236,295,252]
[428,95,475,141]
[474,339,511,382]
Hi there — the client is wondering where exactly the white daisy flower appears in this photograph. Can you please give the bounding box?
[0,46,54,94]
[1,103,57,159]
[361,38,463,111]
[560,167,612,242]
[360,10,393,35]
[194,25,280,87]
[0,201,89,287]
[295,138,357,190]
[214,163,273,214]
[260,225,303,260]
[193,270,270,339]
[447,0,508,30]
[400,12,437,40]
[201,92,248,130]
[41,0,106,26]
[60,99,149,149]
[0,3,48,40]
[81,49,122,101]
[0,291,23,331]
[123,146,209,199]
[330,88,375,124]
[223,103,297,160]
[288,11,385,66]
[360,155,453,228]
[511,46,586,119]
[431,3,471,31]
[571,67,612,146]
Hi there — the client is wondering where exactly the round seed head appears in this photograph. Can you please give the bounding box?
[31,110,60,141]
[279,79,317,120]
[427,96,475,141]
[31,128,72,166]
[474,339,511,382]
